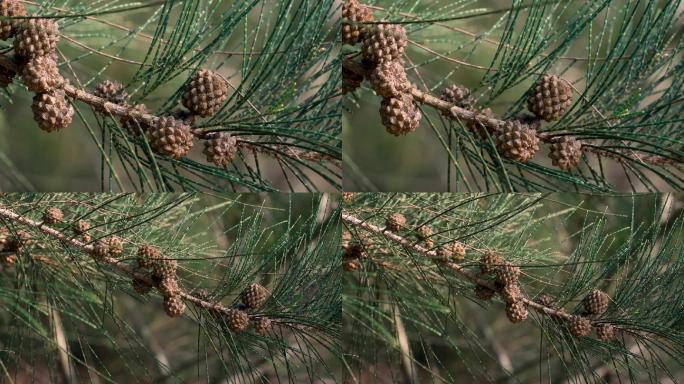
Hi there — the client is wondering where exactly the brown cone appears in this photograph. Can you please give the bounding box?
[380,93,421,136]
[362,24,407,64]
[182,69,229,117]
[0,0,26,40]
[549,136,582,170]
[94,80,128,104]
[203,132,237,166]
[148,116,194,159]
[14,18,60,59]
[440,84,474,111]
[583,289,609,316]
[569,316,591,337]
[21,55,63,93]
[137,244,161,269]
[505,301,528,323]
[225,309,249,332]
[342,0,373,45]
[527,74,573,121]
[595,323,615,341]
[163,295,186,317]
[480,250,502,275]
[32,90,74,132]
[369,61,411,98]
[253,317,272,336]
[494,120,540,162]
[241,283,269,309]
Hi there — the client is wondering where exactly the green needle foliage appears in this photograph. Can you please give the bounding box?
[343,0,684,192]
[0,193,341,382]
[0,0,340,192]
[342,192,684,383]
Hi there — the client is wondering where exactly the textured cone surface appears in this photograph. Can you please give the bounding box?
[132,278,152,295]
[342,0,373,45]
[253,317,272,336]
[137,244,160,269]
[42,207,63,224]
[440,84,474,110]
[495,262,521,286]
[495,120,540,162]
[0,0,25,40]
[536,294,556,308]
[505,301,528,323]
[569,316,591,337]
[203,132,237,166]
[583,289,609,315]
[342,66,364,94]
[14,18,59,59]
[72,219,89,234]
[362,24,407,64]
[343,259,361,271]
[93,236,123,259]
[158,277,180,296]
[241,283,269,309]
[527,74,572,121]
[474,285,495,301]
[225,309,249,332]
[182,69,228,117]
[480,250,502,275]
[369,61,411,98]
[549,136,582,170]
[163,295,186,317]
[437,242,466,262]
[148,116,194,159]
[465,108,499,139]
[0,66,15,88]
[92,239,110,260]
[107,236,123,256]
[94,80,128,104]
[501,284,522,304]
[595,323,615,341]
[153,257,178,279]
[385,213,406,232]
[21,55,63,93]
[380,93,421,136]
[32,90,74,132]
[120,103,151,135]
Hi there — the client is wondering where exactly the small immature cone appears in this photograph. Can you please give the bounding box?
[72,219,90,234]
[253,317,272,336]
[94,80,128,104]
[440,84,474,110]
[595,323,615,341]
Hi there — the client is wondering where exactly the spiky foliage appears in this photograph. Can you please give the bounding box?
[342,193,684,383]
[0,193,341,382]
[0,1,340,192]
[343,1,684,192]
